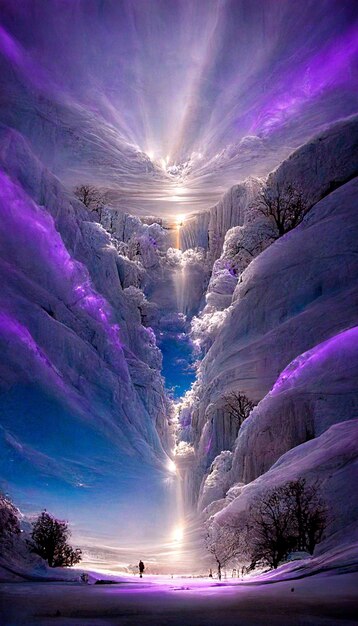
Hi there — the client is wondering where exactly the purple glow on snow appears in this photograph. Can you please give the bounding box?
[0,310,67,392]
[0,311,47,359]
[272,326,358,395]
[0,171,123,356]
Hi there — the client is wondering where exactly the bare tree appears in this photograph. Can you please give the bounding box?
[248,486,296,569]
[258,183,309,237]
[205,521,242,580]
[285,478,327,554]
[28,511,82,567]
[247,480,327,569]
[232,228,273,262]
[222,392,255,428]
[233,240,267,260]
[74,184,105,220]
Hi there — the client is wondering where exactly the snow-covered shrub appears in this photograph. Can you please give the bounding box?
[123,285,147,308]
[0,493,20,547]
[191,307,230,354]
[221,221,274,275]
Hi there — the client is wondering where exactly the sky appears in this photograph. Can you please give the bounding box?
[0,0,357,216]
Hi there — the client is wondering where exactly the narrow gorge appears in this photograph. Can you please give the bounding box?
[0,4,357,622]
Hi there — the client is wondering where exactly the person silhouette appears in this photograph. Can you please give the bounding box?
[139,560,145,578]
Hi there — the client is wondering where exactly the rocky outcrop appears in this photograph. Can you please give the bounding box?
[266,114,358,208]
[198,450,233,511]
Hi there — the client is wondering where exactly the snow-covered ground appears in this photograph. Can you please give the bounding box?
[1,570,357,626]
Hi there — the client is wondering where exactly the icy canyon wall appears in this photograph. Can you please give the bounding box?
[178,117,358,555]
[181,116,358,360]
[179,178,262,262]
[95,206,210,396]
[180,116,358,263]
[99,206,209,321]
[0,125,177,536]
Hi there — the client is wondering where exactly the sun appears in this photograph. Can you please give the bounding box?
[176,215,185,227]
[167,458,177,473]
[171,524,184,543]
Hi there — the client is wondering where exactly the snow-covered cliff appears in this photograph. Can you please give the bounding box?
[177,117,358,558]
[214,418,358,562]
[179,178,261,261]
[1,95,357,573]
[179,212,210,252]
[0,125,173,497]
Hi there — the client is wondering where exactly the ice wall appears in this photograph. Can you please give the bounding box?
[178,118,358,531]
[95,209,210,396]
[180,178,261,261]
[179,212,210,252]
[0,125,178,547]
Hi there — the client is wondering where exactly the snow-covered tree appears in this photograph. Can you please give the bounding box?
[0,493,20,546]
[205,520,243,580]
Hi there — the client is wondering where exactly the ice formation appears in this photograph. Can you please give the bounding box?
[0,0,357,580]
[176,118,358,572]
